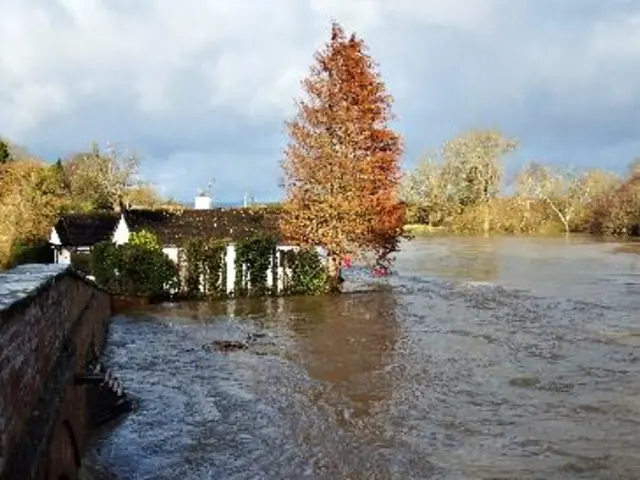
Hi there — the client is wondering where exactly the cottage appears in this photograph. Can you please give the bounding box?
[49,196,321,294]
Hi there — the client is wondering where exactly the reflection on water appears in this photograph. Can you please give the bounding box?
[88,236,640,479]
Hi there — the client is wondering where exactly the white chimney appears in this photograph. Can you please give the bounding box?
[194,181,214,209]
[194,195,212,209]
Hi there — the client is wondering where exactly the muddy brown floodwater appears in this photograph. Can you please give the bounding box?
[86,236,640,479]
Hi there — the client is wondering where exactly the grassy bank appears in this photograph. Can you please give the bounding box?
[403,224,446,235]
[403,224,566,237]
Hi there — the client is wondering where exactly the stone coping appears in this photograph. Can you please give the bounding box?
[0,264,105,324]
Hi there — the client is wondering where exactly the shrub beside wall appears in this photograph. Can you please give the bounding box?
[9,241,54,267]
[234,233,278,297]
[283,248,330,295]
[91,231,178,297]
[70,252,92,275]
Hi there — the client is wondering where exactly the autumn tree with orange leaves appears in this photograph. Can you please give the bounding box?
[280,22,405,288]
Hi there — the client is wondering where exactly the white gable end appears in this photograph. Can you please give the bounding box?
[49,227,61,246]
[112,215,131,245]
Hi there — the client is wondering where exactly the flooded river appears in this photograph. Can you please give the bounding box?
[87,236,640,479]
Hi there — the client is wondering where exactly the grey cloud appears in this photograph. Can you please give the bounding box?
[2,0,640,201]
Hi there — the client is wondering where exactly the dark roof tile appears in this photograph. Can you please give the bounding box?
[53,212,119,246]
[123,207,282,245]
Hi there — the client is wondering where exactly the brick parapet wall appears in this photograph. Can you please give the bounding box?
[0,265,112,480]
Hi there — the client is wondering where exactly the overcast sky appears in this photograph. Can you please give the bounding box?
[1,0,639,203]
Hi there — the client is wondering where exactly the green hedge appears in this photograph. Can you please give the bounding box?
[283,247,330,295]
[234,233,278,296]
[181,238,227,298]
[9,242,53,267]
[182,234,330,297]
[70,252,92,275]
[91,231,178,296]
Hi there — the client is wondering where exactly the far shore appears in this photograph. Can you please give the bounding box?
[403,224,640,246]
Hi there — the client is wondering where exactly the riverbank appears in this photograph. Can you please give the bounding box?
[403,223,640,244]
[403,223,446,235]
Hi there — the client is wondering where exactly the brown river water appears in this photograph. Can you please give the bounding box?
[86,236,640,479]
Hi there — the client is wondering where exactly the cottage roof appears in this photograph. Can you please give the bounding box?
[122,207,282,245]
[53,212,120,246]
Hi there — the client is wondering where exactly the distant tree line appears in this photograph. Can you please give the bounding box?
[0,138,170,268]
[401,130,640,237]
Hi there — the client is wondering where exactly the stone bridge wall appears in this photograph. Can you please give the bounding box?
[0,264,112,480]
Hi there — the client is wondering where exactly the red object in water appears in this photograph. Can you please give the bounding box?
[372,266,389,277]
[343,255,352,268]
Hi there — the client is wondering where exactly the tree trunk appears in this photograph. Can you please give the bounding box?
[545,198,570,235]
[519,200,530,233]
[327,254,343,293]
[482,202,490,237]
